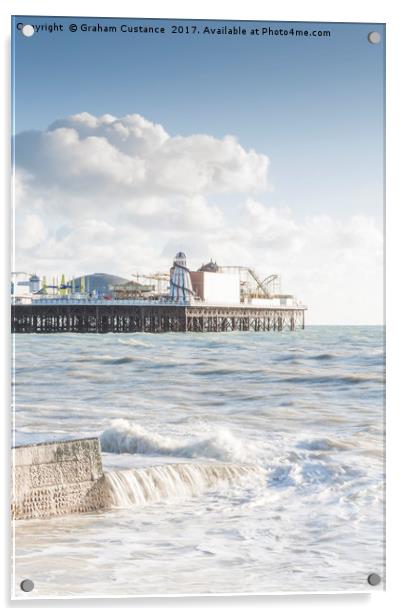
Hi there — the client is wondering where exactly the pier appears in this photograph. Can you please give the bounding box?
[11,301,306,333]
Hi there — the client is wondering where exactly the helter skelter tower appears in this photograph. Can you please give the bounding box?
[169,252,195,302]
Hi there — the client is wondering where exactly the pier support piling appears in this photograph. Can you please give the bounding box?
[12,304,306,334]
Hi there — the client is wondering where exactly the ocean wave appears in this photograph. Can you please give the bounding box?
[297,437,352,451]
[100,419,258,463]
[192,367,266,376]
[277,353,301,363]
[267,459,360,489]
[277,373,383,385]
[74,354,141,365]
[100,356,137,365]
[192,368,242,376]
[104,462,264,508]
[64,370,116,384]
[118,338,153,348]
[99,354,187,368]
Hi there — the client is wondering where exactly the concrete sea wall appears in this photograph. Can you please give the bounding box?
[12,438,112,520]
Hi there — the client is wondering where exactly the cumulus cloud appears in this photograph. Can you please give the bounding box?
[15,112,269,198]
[13,112,382,323]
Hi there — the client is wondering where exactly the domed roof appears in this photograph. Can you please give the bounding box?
[175,251,186,259]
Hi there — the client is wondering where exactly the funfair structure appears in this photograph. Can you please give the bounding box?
[11,251,307,333]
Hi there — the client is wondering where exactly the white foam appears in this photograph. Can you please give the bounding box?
[100,419,258,463]
[105,462,263,508]
[118,338,152,348]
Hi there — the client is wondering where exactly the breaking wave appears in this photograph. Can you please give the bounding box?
[118,338,152,348]
[100,419,258,463]
[104,462,264,508]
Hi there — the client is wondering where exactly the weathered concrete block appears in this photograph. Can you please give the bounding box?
[11,438,112,520]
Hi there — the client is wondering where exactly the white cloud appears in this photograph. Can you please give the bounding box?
[208,203,383,324]
[16,112,269,198]
[15,213,47,251]
[13,112,383,323]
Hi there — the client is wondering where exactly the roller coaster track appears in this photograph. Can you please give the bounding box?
[220,266,279,298]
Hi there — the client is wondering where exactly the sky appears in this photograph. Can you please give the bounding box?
[12,16,385,324]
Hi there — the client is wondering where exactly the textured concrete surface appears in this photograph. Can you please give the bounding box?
[12,438,112,520]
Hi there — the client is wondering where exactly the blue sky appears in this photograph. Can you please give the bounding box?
[12,17,385,323]
[13,17,384,220]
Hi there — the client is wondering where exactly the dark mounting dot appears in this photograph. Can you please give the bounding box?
[20,578,34,592]
[367,573,381,586]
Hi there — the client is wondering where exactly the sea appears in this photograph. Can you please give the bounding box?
[12,326,385,597]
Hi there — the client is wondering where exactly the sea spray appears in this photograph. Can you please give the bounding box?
[100,419,258,463]
[104,462,264,508]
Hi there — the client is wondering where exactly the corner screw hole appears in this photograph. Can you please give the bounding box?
[20,579,34,592]
[368,31,381,44]
[21,25,35,38]
[367,573,381,586]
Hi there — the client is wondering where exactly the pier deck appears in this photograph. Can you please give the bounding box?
[11,302,306,333]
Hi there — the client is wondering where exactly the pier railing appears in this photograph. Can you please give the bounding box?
[13,296,307,310]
